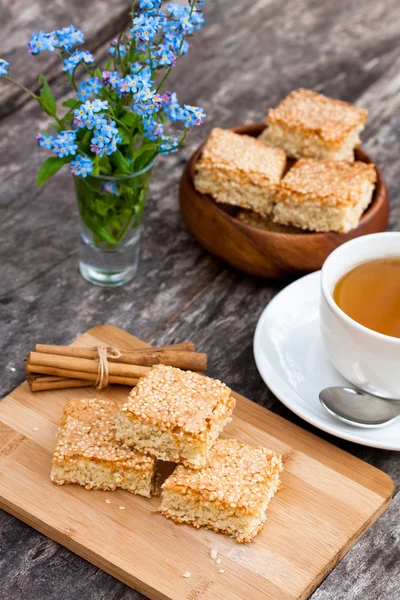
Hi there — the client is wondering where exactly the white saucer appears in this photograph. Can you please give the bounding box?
[254,271,400,451]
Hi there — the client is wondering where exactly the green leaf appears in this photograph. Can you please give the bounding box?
[131,147,155,172]
[110,151,131,175]
[118,128,130,145]
[99,155,112,174]
[121,111,139,128]
[62,98,80,109]
[38,74,57,117]
[93,67,102,78]
[79,130,92,154]
[36,156,70,186]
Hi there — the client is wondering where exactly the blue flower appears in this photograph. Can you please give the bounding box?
[102,70,120,91]
[73,106,104,129]
[77,77,103,101]
[73,105,87,127]
[89,78,103,95]
[0,59,9,77]
[55,25,84,51]
[52,131,78,158]
[104,134,121,156]
[101,182,119,195]
[133,91,162,116]
[70,154,93,177]
[143,115,164,140]
[92,114,109,130]
[100,120,119,138]
[179,40,189,55]
[181,104,206,126]
[153,45,176,67]
[62,50,94,73]
[118,73,151,95]
[159,135,179,153]
[27,30,58,55]
[82,99,108,115]
[130,62,152,81]
[130,14,159,42]
[81,115,99,129]
[139,0,162,11]
[77,81,90,102]
[57,130,77,143]
[36,133,54,149]
[166,3,204,32]
[163,92,183,120]
[163,21,181,41]
[91,132,108,149]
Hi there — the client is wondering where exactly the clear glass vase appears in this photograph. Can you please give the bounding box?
[74,160,154,287]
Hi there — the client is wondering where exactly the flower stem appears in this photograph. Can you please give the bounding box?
[108,108,131,136]
[3,76,38,100]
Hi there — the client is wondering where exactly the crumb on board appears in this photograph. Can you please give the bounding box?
[105,499,111,504]
[210,549,218,560]
[119,506,126,510]
[182,571,191,578]
[33,427,39,431]
[218,569,225,574]
[216,558,221,564]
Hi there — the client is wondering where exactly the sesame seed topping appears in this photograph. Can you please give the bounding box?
[162,439,283,514]
[267,88,368,143]
[119,506,126,510]
[121,365,233,435]
[216,558,221,564]
[33,427,39,431]
[182,571,191,578]
[52,398,155,472]
[210,549,218,560]
[105,499,112,504]
[218,569,225,574]
[278,159,376,207]
[196,128,286,185]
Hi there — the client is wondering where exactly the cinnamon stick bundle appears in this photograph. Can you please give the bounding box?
[26,341,205,392]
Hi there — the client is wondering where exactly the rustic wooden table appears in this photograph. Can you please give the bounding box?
[1,1,399,598]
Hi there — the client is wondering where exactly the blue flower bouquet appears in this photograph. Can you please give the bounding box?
[0,0,206,286]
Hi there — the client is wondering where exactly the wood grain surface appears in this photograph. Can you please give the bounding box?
[1,0,400,599]
[0,325,394,600]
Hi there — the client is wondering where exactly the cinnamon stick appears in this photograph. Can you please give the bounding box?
[34,345,207,371]
[26,363,139,386]
[27,374,92,392]
[27,352,150,379]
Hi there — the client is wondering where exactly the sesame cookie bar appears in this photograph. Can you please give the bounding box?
[194,127,286,216]
[272,158,376,233]
[260,88,368,161]
[116,365,235,469]
[159,439,283,543]
[51,397,156,496]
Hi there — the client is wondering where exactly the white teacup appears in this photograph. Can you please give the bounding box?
[320,232,400,399]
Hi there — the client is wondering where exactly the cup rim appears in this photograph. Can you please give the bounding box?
[321,231,400,344]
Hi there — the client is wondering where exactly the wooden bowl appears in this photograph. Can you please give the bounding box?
[179,123,389,279]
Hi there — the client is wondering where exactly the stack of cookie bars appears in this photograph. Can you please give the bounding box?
[194,88,377,233]
[51,365,283,543]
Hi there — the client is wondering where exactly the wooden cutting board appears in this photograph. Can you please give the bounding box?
[0,325,393,600]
